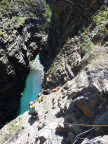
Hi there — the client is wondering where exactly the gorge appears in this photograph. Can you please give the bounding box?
[0,0,108,144]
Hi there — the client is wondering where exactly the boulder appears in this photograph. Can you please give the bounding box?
[74,85,102,118]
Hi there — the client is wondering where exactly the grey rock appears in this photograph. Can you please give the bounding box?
[35,136,46,144]
[66,132,75,144]
[82,135,108,144]
[0,46,108,144]
[94,112,108,134]
[74,85,102,118]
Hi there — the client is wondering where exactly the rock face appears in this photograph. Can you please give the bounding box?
[43,42,81,88]
[0,44,108,144]
[0,1,108,144]
[0,0,45,127]
[81,135,108,144]
[40,0,107,88]
[40,0,104,68]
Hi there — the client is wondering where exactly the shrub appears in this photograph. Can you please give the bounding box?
[0,0,10,10]
[3,22,11,31]
[93,7,108,25]
[0,30,4,35]
[12,16,25,27]
[42,0,52,25]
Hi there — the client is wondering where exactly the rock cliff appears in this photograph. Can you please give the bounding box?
[0,44,108,144]
[41,0,108,88]
[0,0,45,127]
[40,0,104,68]
[0,0,108,144]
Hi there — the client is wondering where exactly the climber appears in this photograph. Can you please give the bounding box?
[28,101,39,120]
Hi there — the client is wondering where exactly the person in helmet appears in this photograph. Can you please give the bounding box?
[28,101,38,119]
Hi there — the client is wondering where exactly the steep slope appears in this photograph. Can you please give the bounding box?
[41,1,108,88]
[40,0,104,68]
[0,0,108,144]
[0,45,108,144]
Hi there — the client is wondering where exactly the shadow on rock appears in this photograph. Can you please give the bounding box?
[56,84,106,144]
[28,116,36,125]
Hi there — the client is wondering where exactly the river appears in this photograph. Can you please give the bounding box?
[18,55,44,115]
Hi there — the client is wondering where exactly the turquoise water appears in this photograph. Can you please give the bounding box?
[18,55,43,115]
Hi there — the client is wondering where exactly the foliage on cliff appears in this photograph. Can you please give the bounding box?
[42,0,52,25]
[0,0,10,10]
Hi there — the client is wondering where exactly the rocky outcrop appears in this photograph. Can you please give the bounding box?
[43,41,81,88]
[40,0,105,68]
[0,0,45,127]
[0,43,108,144]
[41,0,108,89]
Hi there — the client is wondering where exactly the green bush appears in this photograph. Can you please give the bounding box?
[42,0,52,25]
[93,8,108,25]
[80,32,93,54]
[0,0,10,10]
[3,16,25,31]
[3,22,11,31]
[12,16,25,26]
[0,30,4,35]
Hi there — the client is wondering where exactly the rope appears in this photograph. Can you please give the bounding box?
[38,114,108,127]
[63,123,108,127]
[73,127,95,144]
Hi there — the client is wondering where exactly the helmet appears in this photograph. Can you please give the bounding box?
[29,101,34,105]
[32,104,35,109]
